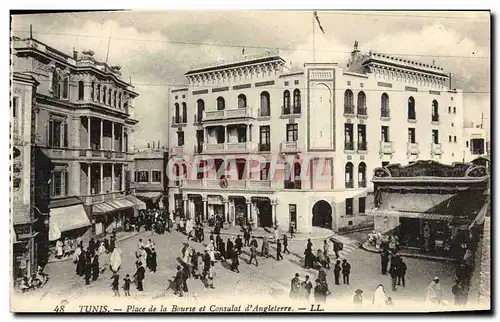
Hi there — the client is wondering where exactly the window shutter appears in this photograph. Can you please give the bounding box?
[63,122,68,147]
[48,121,53,147]
[64,170,69,196]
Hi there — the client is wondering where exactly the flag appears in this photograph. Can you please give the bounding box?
[314,11,325,34]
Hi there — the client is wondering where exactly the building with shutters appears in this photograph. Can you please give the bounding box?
[12,36,145,241]
[133,148,168,209]
[167,43,466,233]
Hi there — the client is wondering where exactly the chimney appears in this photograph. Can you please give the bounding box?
[73,48,78,60]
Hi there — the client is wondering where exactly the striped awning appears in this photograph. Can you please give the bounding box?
[366,209,454,221]
[126,195,146,210]
[93,197,138,215]
[49,204,91,239]
[135,191,162,203]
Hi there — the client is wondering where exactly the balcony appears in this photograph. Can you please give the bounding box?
[407,142,419,155]
[344,105,355,117]
[203,142,258,153]
[181,179,275,191]
[431,143,443,155]
[284,181,301,190]
[408,113,417,123]
[280,141,299,153]
[358,179,367,188]
[357,107,368,118]
[81,191,125,205]
[379,141,394,154]
[281,106,302,118]
[194,114,203,124]
[259,143,271,152]
[171,116,187,127]
[344,141,354,151]
[171,146,185,156]
[345,181,354,189]
[204,106,256,122]
[357,141,367,153]
[381,109,391,120]
[193,144,203,154]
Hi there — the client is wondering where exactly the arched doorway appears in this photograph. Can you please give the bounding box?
[312,200,332,229]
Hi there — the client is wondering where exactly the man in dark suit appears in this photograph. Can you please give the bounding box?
[174,265,185,297]
[134,262,145,291]
[276,239,283,261]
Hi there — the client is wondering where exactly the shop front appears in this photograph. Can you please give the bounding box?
[92,196,146,235]
[135,191,163,209]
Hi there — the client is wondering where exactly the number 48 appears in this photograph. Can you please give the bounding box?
[54,305,65,313]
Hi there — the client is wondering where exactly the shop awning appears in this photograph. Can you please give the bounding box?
[93,197,139,215]
[126,195,147,210]
[135,191,162,203]
[366,209,454,221]
[378,192,455,213]
[49,204,91,238]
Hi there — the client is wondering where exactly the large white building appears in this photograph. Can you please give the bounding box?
[167,43,466,233]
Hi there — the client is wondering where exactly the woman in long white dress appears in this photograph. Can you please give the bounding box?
[182,244,191,264]
[109,248,122,274]
[206,240,216,263]
[372,284,388,308]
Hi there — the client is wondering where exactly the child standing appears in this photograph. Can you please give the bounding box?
[123,274,131,297]
[111,274,120,297]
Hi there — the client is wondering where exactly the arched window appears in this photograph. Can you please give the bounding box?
[408,96,416,120]
[51,70,60,98]
[217,97,225,111]
[117,93,121,108]
[108,88,112,105]
[197,99,205,122]
[97,84,101,102]
[90,82,95,101]
[432,100,439,121]
[124,95,129,110]
[182,164,187,178]
[103,86,107,105]
[237,94,247,109]
[173,164,180,186]
[345,162,354,188]
[260,91,270,117]
[357,91,366,115]
[294,162,302,189]
[344,89,354,114]
[78,81,84,100]
[182,102,187,123]
[174,103,180,123]
[113,91,117,107]
[283,90,291,114]
[358,162,367,188]
[381,93,389,117]
[293,89,301,113]
[62,76,69,99]
[284,162,292,188]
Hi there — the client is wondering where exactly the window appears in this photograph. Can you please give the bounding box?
[345,162,354,188]
[448,106,451,113]
[48,118,68,148]
[451,122,454,127]
[91,82,95,100]
[346,198,353,216]
[108,88,112,105]
[294,162,302,189]
[175,95,178,100]
[357,124,367,150]
[12,96,18,118]
[454,136,457,143]
[238,94,247,109]
[357,91,366,115]
[344,89,354,113]
[449,135,452,142]
[453,107,456,114]
[408,128,416,143]
[174,103,180,123]
[137,170,149,183]
[466,141,469,148]
[182,95,186,99]
[103,86,107,104]
[78,81,84,100]
[217,96,225,111]
[259,126,270,151]
[197,99,205,122]
[283,90,291,114]
[151,170,162,183]
[432,100,439,121]
[382,161,389,167]
[344,124,354,150]
[284,81,289,86]
[359,197,366,214]
[49,168,68,197]
[260,162,270,180]
[286,123,298,142]
[118,93,121,107]
[177,131,185,147]
[260,91,270,117]
[358,162,366,187]
[284,162,292,188]
[289,204,297,227]
[432,129,439,144]
[408,96,416,120]
[182,102,187,123]
[52,72,69,99]
[113,91,117,107]
[381,126,389,142]
[381,93,389,117]
[293,89,301,113]
[294,80,299,85]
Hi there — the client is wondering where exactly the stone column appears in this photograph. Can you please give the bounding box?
[87,163,91,195]
[99,163,104,194]
[121,126,125,152]
[224,199,229,223]
[111,163,115,192]
[272,201,277,228]
[99,119,103,150]
[111,122,115,151]
[183,197,188,219]
[224,126,228,143]
[246,124,250,142]
[247,201,252,227]
[121,164,125,191]
[202,198,207,222]
[87,117,91,149]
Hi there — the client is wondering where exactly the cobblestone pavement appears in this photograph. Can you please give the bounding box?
[15,229,457,310]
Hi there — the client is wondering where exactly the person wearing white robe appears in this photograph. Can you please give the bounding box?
[274,228,279,243]
[372,284,388,308]
[206,241,216,263]
[97,242,106,256]
[73,245,82,264]
[110,248,122,273]
[55,240,64,259]
[426,277,444,305]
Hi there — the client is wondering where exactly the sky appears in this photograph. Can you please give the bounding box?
[11,10,490,149]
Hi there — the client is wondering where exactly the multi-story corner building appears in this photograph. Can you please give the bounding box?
[463,121,489,162]
[12,36,144,239]
[11,72,41,279]
[133,148,168,209]
[167,43,465,233]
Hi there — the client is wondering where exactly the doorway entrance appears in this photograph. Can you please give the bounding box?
[312,200,332,229]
